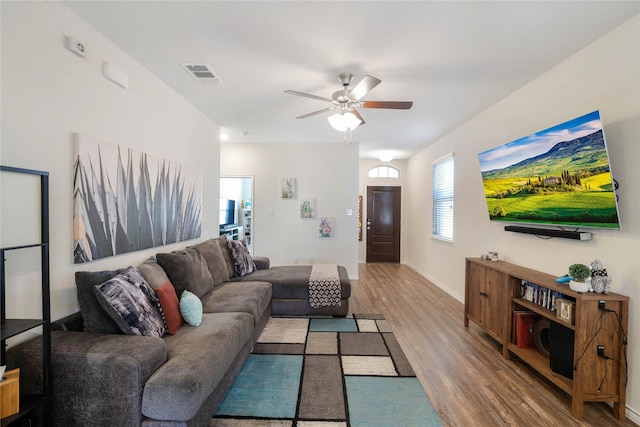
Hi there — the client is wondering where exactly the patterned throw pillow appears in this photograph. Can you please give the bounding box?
[227,239,256,277]
[94,266,167,338]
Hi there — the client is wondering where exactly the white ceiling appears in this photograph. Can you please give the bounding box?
[63,1,639,160]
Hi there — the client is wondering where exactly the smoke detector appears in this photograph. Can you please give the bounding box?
[181,63,223,85]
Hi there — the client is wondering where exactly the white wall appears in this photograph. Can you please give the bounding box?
[405,15,640,419]
[221,143,359,277]
[1,2,220,325]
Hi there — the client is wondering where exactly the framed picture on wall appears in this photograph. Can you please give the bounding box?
[280,178,296,199]
[318,217,334,238]
[300,198,315,218]
[73,133,202,264]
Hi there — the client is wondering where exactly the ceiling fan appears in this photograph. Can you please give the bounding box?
[285,72,413,131]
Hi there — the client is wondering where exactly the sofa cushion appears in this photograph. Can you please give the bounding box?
[156,281,184,334]
[180,290,203,327]
[227,239,256,276]
[253,256,270,270]
[94,266,167,338]
[214,235,236,278]
[137,260,171,291]
[191,238,229,285]
[201,281,272,326]
[75,269,125,334]
[142,312,254,422]
[156,248,215,299]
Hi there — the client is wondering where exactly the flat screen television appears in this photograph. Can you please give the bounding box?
[219,199,236,227]
[477,110,620,229]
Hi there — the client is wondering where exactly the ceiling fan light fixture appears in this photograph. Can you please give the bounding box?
[328,110,361,131]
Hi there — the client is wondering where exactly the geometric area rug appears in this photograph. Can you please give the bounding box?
[212,314,443,427]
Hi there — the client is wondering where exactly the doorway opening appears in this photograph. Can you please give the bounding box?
[220,176,254,254]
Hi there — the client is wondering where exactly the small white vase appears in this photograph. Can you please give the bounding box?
[569,279,590,293]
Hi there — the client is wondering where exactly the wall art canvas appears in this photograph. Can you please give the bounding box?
[318,217,334,238]
[73,133,202,263]
[300,198,315,218]
[280,178,296,199]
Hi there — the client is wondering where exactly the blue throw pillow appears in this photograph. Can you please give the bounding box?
[180,290,203,326]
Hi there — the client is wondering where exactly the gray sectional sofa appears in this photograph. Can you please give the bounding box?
[7,236,351,426]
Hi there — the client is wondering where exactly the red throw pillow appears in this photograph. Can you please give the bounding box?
[156,281,184,334]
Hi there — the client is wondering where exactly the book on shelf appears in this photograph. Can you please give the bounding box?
[520,280,563,312]
[512,310,541,348]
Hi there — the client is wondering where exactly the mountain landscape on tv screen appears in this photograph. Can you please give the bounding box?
[479,125,620,229]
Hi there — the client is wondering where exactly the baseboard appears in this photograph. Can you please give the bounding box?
[349,274,359,281]
[604,402,640,424]
[625,405,640,424]
[405,263,464,304]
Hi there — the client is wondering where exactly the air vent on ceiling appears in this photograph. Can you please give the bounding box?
[181,63,223,85]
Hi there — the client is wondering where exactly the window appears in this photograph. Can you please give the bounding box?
[432,154,454,241]
[368,166,399,178]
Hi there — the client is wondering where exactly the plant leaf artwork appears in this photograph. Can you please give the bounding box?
[300,198,315,218]
[318,217,334,238]
[73,133,202,263]
[280,178,296,199]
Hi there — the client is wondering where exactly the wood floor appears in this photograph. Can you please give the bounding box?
[350,263,636,427]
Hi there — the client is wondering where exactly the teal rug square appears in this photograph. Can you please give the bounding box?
[345,376,443,427]
[215,354,303,418]
[309,318,357,332]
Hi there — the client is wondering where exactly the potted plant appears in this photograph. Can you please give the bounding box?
[568,263,591,292]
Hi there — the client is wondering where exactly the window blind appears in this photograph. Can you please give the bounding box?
[432,154,454,241]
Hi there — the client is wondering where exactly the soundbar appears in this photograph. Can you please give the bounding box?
[504,225,592,241]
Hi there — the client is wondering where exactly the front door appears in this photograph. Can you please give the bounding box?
[366,186,401,263]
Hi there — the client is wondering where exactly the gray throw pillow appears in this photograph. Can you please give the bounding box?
[214,235,236,278]
[191,238,229,285]
[75,268,125,333]
[156,248,215,299]
[137,260,171,291]
[94,266,167,338]
[227,239,256,277]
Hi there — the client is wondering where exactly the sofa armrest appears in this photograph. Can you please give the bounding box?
[253,256,270,270]
[7,330,167,427]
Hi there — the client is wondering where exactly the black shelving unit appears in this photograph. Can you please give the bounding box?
[1,166,51,427]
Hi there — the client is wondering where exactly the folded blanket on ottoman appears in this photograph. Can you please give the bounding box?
[308,264,341,308]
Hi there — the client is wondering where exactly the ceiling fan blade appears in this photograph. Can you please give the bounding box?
[361,101,413,110]
[348,75,382,101]
[296,107,335,119]
[352,109,366,126]
[285,90,332,103]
